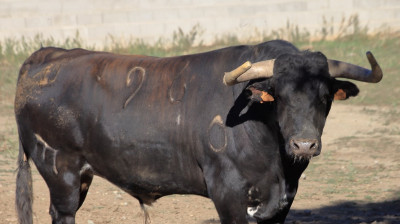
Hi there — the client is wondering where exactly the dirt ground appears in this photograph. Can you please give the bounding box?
[1,104,399,224]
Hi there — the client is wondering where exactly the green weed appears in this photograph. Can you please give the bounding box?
[1,16,397,107]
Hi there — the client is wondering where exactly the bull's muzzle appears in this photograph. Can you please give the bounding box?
[289,138,320,159]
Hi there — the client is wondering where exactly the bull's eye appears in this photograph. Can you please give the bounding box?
[318,84,331,105]
[321,95,327,104]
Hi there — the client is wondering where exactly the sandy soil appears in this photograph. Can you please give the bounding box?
[0,104,399,224]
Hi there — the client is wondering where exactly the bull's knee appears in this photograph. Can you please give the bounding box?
[49,203,76,224]
[47,170,81,223]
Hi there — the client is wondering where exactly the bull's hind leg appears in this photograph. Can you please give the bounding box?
[31,137,90,224]
[44,151,91,224]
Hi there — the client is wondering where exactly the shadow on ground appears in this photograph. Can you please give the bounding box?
[286,198,400,224]
[202,198,400,224]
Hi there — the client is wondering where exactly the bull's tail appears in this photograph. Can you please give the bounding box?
[140,202,151,224]
[15,140,33,224]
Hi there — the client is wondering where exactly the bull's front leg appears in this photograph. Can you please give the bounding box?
[213,196,249,224]
[205,169,249,224]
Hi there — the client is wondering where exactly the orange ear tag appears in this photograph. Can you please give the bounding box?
[334,89,347,100]
[248,87,275,103]
[260,91,274,103]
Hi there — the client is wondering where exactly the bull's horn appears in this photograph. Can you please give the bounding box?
[328,51,383,83]
[223,61,252,86]
[223,60,275,86]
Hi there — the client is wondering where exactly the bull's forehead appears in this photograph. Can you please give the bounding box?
[274,75,331,104]
[276,73,331,91]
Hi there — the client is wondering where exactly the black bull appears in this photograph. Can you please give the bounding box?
[15,40,382,224]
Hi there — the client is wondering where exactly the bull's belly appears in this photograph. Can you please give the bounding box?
[82,137,208,203]
[20,105,209,203]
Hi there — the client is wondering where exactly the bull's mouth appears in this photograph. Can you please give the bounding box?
[292,150,320,162]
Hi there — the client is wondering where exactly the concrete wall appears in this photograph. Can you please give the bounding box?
[1,0,399,47]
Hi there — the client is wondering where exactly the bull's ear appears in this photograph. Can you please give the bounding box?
[333,80,359,100]
[246,81,274,103]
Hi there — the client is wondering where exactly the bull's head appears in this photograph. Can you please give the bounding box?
[224,51,382,161]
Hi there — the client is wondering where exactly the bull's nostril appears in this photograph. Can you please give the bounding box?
[290,139,300,150]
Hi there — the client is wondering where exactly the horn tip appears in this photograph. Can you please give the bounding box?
[366,51,383,83]
[366,51,378,64]
[222,61,252,86]
[223,75,231,86]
